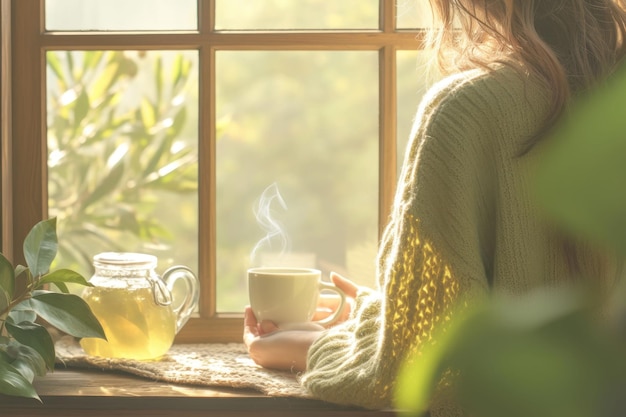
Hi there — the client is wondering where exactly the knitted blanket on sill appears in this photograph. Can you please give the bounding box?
[54,336,309,398]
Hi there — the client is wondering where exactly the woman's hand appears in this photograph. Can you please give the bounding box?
[243,306,323,372]
[312,272,359,325]
[243,272,361,372]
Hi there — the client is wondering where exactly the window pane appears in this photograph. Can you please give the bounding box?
[45,0,197,31]
[216,0,378,30]
[47,51,199,282]
[396,0,434,29]
[396,49,442,177]
[216,51,379,312]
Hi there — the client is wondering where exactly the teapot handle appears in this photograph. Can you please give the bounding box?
[162,266,200,333]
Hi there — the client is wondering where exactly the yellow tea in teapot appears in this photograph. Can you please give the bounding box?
[80,286,177,360]
[80,252,199,360]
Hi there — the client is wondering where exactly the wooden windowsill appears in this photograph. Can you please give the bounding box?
[0,368,397,417]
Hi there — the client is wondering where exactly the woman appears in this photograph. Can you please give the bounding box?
[244,0,626,415]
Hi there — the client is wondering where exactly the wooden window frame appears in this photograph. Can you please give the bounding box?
[1,0,12,262]
[6,0,425,343]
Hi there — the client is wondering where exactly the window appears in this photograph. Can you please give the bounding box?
[5,0,438,342]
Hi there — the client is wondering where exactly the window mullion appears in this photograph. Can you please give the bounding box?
[197,43,215,319]
[199,0,214,33]
[379,46,397,239]
[380,0,396,33]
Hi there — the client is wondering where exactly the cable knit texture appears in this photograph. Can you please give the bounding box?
[301,66,617,415]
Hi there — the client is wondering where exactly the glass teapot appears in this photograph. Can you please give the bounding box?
[80,252,199,360]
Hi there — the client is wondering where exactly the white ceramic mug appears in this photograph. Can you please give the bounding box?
[248,267,346,327]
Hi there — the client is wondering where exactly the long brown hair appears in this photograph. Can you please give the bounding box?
[427,0,626,142]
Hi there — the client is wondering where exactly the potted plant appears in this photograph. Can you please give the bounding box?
[0,217,105,401]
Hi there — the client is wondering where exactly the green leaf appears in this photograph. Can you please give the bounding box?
[396,348,445,417]
[117,208,141,235]
[91,68,120,106]
[8,303,37,324]
[395,303,479,417]
[73,89,91,127]
[0,357,40,401]
[168,106,188,138]
[118,54,138,78]
[35,268,92,289]
[46,51,66,90]
[0,253,15,297]
[81,158,125,210]
[51,282,70,294]
[4,340,47,382]
[155,55,163,105]
[14,265,33,289]
[0,253,15,305]
[82,50,104,74]
[29,291,106,339]
[143,136,171,178]
[14,265,28,279]
[6,320,56,371]
[535,66,626,254]
[172,54,184,87]
[147,154,195,185]
[140,97,156,128]
[400,291,626,417]
[23,218,58,278]
[66,51,75,82]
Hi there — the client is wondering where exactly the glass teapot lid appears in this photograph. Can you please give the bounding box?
[93,252,157,269]
[92,252,171,306]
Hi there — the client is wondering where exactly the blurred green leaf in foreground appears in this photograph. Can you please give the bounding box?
[535,65,626,256]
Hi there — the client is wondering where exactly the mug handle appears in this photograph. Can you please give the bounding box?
[312,281,346,326]
[162,266,200,333]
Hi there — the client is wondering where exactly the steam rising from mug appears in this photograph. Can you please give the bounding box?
[249,183,290,266]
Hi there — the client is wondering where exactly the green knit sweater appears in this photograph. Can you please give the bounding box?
[301,66,620,415]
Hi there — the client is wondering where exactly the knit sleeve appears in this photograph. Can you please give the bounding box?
[301,72,498,411]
